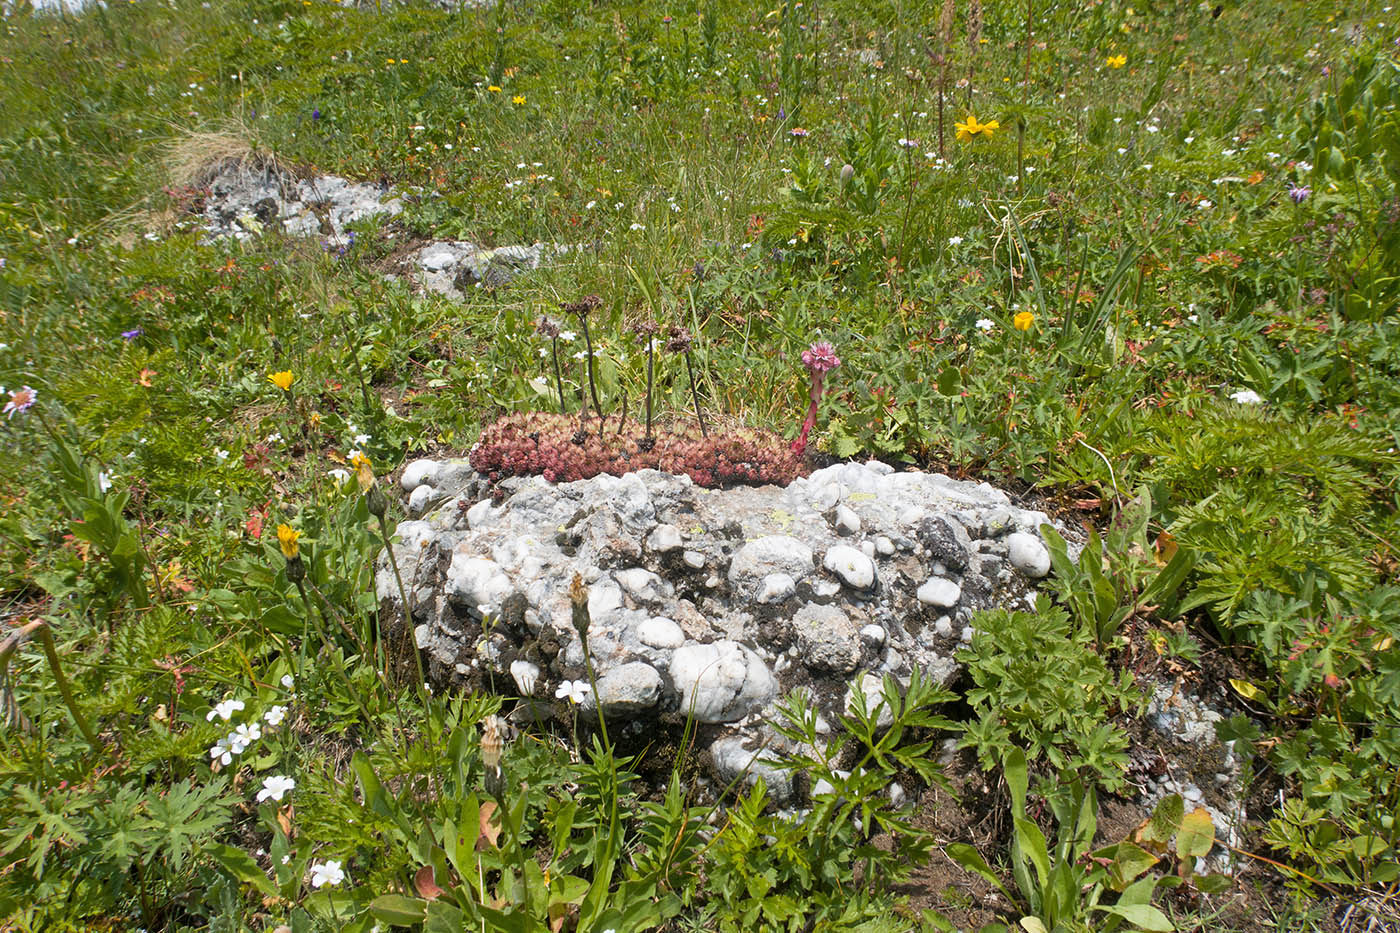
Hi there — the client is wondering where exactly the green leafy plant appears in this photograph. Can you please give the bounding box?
[948,748,1218,933]
[957,598,1144,790]
[1040,488,1197,649]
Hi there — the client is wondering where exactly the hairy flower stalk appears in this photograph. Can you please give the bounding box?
[353,453,426,698]
[569,573,610,750]
[634,320,659,450]
[564,295,604,426]
[792,341,841,456]
[537,317,568,414]
[667,326,707,437]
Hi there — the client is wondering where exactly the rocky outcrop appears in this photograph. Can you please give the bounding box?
[376,459,1059,772]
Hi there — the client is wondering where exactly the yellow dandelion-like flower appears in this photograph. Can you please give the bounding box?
[488,85,502,93]
[269,370,295,391]
[1013,311,1035,331]
[1106,54,1127,69]
[954,114,1000,142]
[512,95,526,105]
[350,451,375,492]
[276,524,301,560]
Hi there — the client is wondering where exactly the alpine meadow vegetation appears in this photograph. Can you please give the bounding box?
[0,0,1398,931]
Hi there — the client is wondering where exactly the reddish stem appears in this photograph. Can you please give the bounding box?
[791,371,824,454]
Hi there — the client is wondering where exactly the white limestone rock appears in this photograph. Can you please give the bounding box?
[1007,531,1051,578]
[823,544,876,591]
[671,641,778,723]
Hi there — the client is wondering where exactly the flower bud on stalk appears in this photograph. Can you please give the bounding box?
[481,714,506,798]
[569,573,591,647]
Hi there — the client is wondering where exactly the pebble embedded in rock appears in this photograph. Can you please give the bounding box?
[466,499,497,529]
[401,458,440,492]
[647,523,683,553]
[682,550,706,569]
[916,576,962,608]
[729,535,815,585]
[793,603,862,672]
[860,624,886,646]
[671,641,778,723]
[637,616,685,649]
[408,483,435,516]
[875,535,895,556]
[1006,531,1051,578]
[757,573,796,604]
[585,661,663,716]
[823,544,876,590]
[834,505,861,536]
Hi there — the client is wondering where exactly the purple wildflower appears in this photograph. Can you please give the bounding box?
[312,108,321,121]
[3,385,37,418]
[801,340,841,374]
[1288,183,1311,204]
[121,328,143,341]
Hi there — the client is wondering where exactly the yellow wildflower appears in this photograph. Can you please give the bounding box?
[1106,54,1127,69]
[1013,311,1035,331]
[350,451,375,492]
[488,85,502,93]
[954,114,1000,142]
[269,370,295,391]
[277,524,301,560]
[512,95,526,105]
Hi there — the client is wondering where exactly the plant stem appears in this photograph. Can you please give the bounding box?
[550,337,567,414]
[644,338,654,441]
[0,619,101,755]
[684,352,707,437]
[578,313,603,420]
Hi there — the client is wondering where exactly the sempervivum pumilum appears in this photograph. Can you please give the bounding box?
[470,412,805,489]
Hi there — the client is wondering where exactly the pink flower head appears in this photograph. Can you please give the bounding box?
[3,385,37,418]
[801,341,841,374]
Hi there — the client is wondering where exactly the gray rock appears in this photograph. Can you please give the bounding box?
[446,553,513,614]
[730,536,815,588]
[917,576,962,608]
[793,603,862,673]
[671,641,778,723]
[1007,532,1051,578]
[833,505,861,536]
[757,573,796,604]
[823,544,876,591]
[585,662,663,716]
[918,516,972,570]
[636,616,685,650]
[401,458,440,491]
[710,735,793,801]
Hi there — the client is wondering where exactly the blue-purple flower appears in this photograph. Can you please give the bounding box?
[121,328,143,341]
[1288,182,1311,204]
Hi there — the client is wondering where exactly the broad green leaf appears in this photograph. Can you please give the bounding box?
[1100,903,1173,931]
[368,894,428,925]
[1004,747,1029,816]
[944,844,1013,899]
[1142,795,1184,845]
[209,844,278,897]
[1014,816,1051,889]
[1109,842,1160,891]
[1176,808,1216,859]
[1019,918,1049,933]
